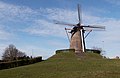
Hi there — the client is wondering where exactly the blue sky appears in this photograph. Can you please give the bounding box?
[0,0,120,59]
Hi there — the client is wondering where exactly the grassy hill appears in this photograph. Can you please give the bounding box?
[0,50,120,78]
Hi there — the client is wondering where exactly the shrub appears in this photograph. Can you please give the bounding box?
[0,56,42,70]
[86,49,101,54]
[56,49,75,54]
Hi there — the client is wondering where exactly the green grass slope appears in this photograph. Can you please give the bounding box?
[0,50,120,78]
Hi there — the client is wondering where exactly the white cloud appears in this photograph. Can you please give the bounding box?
[0,30,11,40]
[0,26,13,40]
[105,0,120,6]
[0,1,73,39]
[0,1,38,22]
[45,8,78,23]
[0,1,38,40]
[24,19,66,37]
[98,19,120,42]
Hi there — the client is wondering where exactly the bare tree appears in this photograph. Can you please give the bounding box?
[17,51,26,57]
[2,44,26,61]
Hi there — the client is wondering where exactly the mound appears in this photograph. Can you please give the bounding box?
[0,49,120,78]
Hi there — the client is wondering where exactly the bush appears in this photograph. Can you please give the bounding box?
[56,49,75,54]
[86,49,101,54]
[0,56,42,70]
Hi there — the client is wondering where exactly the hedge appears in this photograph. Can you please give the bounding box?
[86,49,101,54]
[56,49,75,54]
[0,56,42,70]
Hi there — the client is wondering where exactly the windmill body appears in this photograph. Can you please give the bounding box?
[70,29,83,53]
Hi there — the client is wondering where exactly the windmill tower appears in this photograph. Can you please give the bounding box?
[55,4,105,53]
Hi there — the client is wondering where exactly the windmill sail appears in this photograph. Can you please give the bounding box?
[78,4,81,25]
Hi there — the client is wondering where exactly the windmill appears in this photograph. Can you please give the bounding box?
[55,4,105,53]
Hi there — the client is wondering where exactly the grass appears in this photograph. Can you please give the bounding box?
[0,50,120,78]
